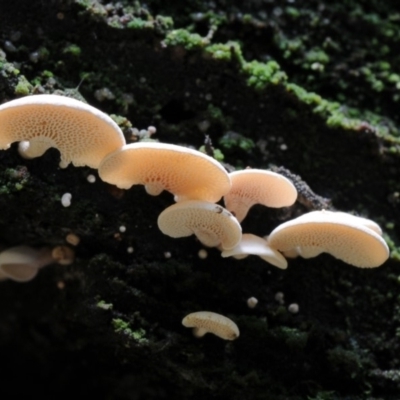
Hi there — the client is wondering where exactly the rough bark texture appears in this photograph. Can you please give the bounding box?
[1,1,400,399]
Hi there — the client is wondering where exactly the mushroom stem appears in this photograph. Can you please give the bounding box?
[192,328,208,338]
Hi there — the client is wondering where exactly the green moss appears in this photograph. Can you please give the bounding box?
[127,17,153,30]
[164,29,205,50]
[243,60,287,90]
[112,318,148,344]
[97,300,113,310]
[204,42,234,61]
[198,145,224,161]
[219,132,255,152]
[14,76,32,95]
[42,70,54,78]
[63,44,82,57]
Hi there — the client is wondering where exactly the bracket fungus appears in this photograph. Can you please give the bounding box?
[157,200,242,250]
[0,245,75,282]
[0,94,126,168]
[182,311,239,340]
[98,142,231,202]
[223,169,298,222]
[221,233,288,269]
[267,210,389,268]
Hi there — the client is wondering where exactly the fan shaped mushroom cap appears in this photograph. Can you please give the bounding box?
[221,233,288,269]
[334,212,383,235]
[98,142,231,202]
[0,94,126,168]
[223,169,297,222]
[267,210,389,268]
[157,200,242,250]
[182,311,239,340]
[0,245,54,282]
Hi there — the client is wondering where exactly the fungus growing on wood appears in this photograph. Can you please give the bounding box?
[98,142,231,202]
[267,210,389,268]
[182,311,239,340]
[51,245,75,265]
[221,233,288,269]
[0,245,75,282]
[0,94,125,168]
[157,200,242,250]
[223,169,297,222]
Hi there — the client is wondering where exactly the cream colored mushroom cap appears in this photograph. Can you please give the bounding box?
[0,245,42,282]
[98,142,231,202]
[0,94,126,168]
[267,210,389,268]
[223,169,297,222]
[182,311,239,340]
[157,200,242,250]
[221,233,288,269]
[334,211,383,235]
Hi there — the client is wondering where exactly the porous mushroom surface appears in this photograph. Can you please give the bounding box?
[221,233,288,269]
[267,210,389,268]
[157,200,242,250]
[0,94,126,168]
[98,142,231,202]
[223,169,297,222]
[182,311,239,340]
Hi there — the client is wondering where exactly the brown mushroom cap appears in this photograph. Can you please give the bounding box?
[221,233,288,269]
[182,311,239,340]
[0,94,126,168]
[98,142,231,202]
[223,169,297,222]
[157,200,242,250]
[51,245,75,265]
[267,210,389,268]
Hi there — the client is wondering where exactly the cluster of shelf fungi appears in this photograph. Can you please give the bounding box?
[0,94,389,340]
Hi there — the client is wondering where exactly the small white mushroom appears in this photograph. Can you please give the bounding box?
[221,233,288,269]
[182,311,239,340]
[0,245,73,282]
[98,142,231,203]
[157,200,242,250]
[61,193,72,207]
[247,297,258,308]
[0,94,126,168]
[288,303,299,314]
[223,169,297,222]
[268,210,389,268]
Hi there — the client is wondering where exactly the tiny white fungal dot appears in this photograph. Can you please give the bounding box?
[164,251,172,259]
[127,246,134,253]
[61,193,72,207]
[247,297,258,308]
[280,144,288,151]
[119,225,126,233]
[87,174,96,183]
[147,126,157,135]
[198,249,208,259]
[288,303,299,314]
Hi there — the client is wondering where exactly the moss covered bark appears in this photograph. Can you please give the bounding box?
[1,1,400,399]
